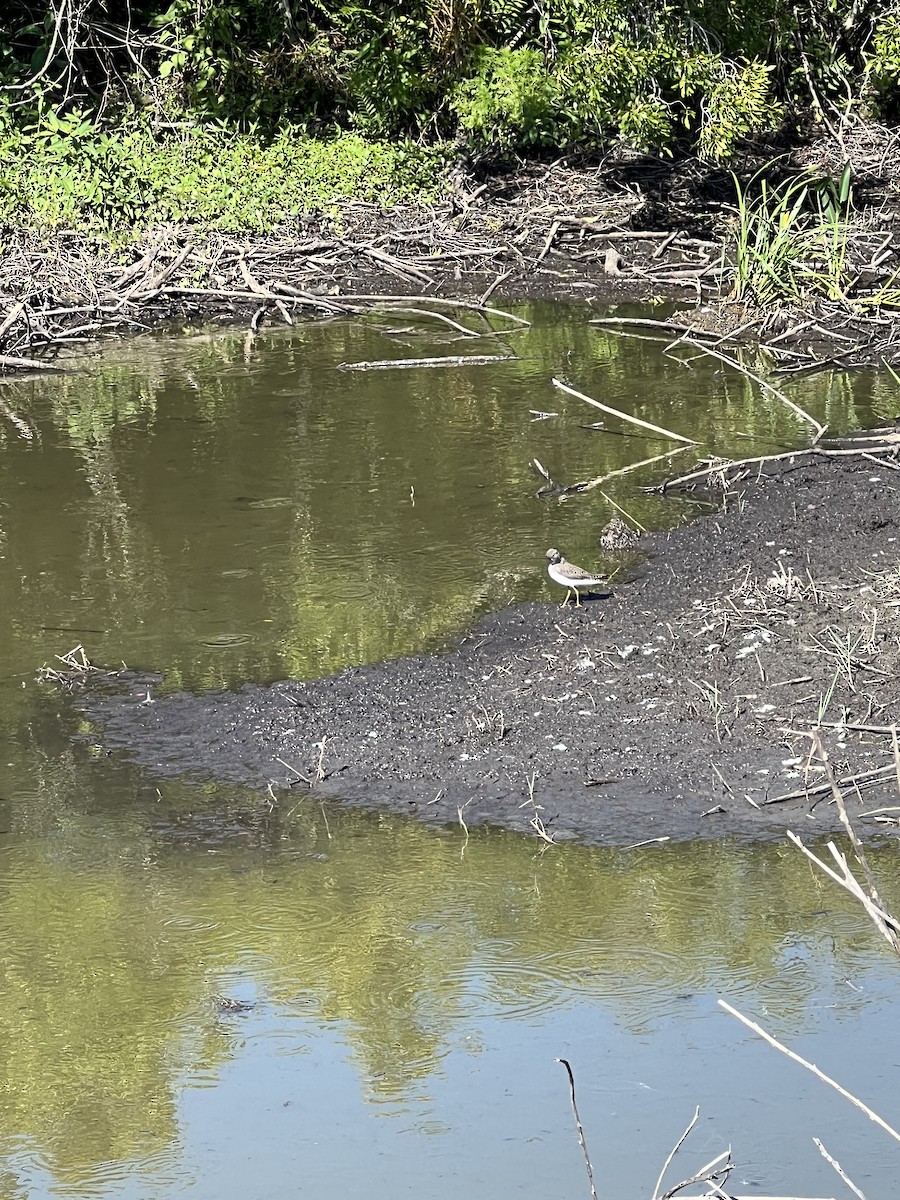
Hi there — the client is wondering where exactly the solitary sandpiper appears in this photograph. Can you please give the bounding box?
[545,548,607,607]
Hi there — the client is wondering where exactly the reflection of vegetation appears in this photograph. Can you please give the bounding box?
[0,304,885,708]
[0,309,896,1194]
[0,748,898,1189]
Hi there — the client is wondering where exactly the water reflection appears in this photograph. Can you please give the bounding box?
[0,303,895,702]
[1,751,898,1194]
[2,306,900,1199]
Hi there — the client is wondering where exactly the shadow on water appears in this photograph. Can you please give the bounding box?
[2,302,900,1198]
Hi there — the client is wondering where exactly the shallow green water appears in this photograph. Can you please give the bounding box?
[0,300,894,692]
[2,302,900,1198]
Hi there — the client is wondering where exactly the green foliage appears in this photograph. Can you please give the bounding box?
[870,16,900,118]
[150,0,330,129]
[453,39,781,159]
[729,165,862,308]
[341,6,440,136]
[565,42,687,151]
[0,123,446,233]
[698,60,782,160]
[451,47,560,149]
[873,15,900,82]
[0,0,896,192]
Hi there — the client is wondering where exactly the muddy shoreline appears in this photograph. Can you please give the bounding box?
[81,454,900,845]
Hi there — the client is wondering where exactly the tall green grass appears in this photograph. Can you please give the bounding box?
[729,165,855,308]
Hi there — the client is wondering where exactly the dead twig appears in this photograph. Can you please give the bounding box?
[556,1058,598,1200]
[337,354,516,371]
[670,337,826,439]
[763,762,895,805]
[719,998,900,1145]
[813,1137,868,1200]
[652,1106,700,1200]
[552,377,697,445]
[787,731,900,954]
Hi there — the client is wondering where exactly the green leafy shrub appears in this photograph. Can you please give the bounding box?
[869,16,900,119]
[697,60,782,160]
[0,123,446,233]
[451,47,560,149]
[342,7,441,136]
[559,42,679,150]
[0,0,894,196]
[452,38,780,159]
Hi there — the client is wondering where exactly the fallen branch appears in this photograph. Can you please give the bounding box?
[670,337,826,439]
[552,377,697,445]
[574,445,693,492]
[762,762,895,806]
[541,445,692,501]
[338,354,516,371]
[336,294,531,328]
[647,442,900,492]
[589,315,743,341]
[0,352,64,371]
[813,1137,868,1200]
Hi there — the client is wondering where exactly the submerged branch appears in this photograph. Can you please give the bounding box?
[670,337,826,440]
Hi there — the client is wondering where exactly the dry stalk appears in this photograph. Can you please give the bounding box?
[813,1137,868,1200]
[688,678,726,742]
[275,740,328,789]
[552,376,697,445]
[652,1106,699,1200]
[787,731,900,953]
[519,770,557,846]
[719,998,900,1145]
[659,1146,734,1199]
[556,1058,598,1200]
[37,643,119,689]
[596,488,647,532]
[314,737,327,783]
[457,796,473,842]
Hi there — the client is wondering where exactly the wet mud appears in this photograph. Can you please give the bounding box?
[81,454,900,845]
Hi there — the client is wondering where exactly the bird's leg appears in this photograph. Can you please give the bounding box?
[560,589,572,608]
[574,590,583,608]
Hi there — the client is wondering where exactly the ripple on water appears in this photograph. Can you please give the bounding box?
[55,1151,192,1197]
[200,633,252,648]
[400,940,710,1024]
